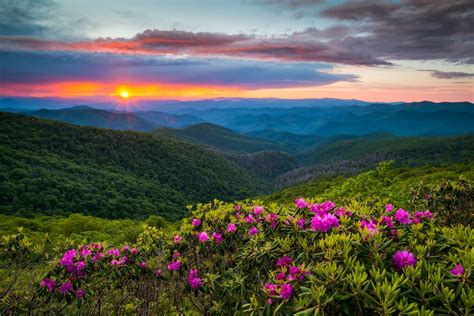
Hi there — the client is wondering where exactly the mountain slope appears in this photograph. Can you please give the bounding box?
[26,106,158,131]
[296,133,474,166]
[134,111,205,128]
[0,112,263,220]
[154,123,284,153]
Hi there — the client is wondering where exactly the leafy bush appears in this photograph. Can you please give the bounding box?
[3,198,471,314]
[411,179,473,226]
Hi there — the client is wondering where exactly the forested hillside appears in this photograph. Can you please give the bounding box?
[154,123,283,153]
[276,133,474,186]
[0,112,263,220]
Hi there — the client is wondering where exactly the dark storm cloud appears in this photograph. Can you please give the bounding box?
[0,50,356,88]
[427,70,474,79]
[321,0,474,64]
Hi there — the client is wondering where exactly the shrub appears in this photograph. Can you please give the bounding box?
[4,198,469,314]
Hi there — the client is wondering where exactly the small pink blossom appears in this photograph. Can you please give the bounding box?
[450,264,465,276]
[192,218,201,227]
[76,288,84,298]
[249,226,259,236]
[297,217,306,229]
[107,248,120,257]
[173,235,183,244]
[392,250,417,271]
[294,198,308,209]
[212,232,223,244]
[130,247,138,254]
[226,223,237,233]
[59,281,73,295]
[385,204,394,212]
[197,232,209,242]
[311,213,339,232]
[280,283,293,299]
[394,209,412,225]
[253,205,264,215]
[167,260,180,271]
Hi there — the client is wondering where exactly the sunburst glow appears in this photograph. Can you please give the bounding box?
[119,90,130,99]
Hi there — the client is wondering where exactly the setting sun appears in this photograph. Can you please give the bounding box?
[119,90,129,99]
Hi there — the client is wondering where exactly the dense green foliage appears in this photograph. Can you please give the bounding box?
[1,195,472,314]
[266,161,474,208]
[154,123,283,153]
[222,150,298,179]
[296,133,474,166]
[0,112,263,220]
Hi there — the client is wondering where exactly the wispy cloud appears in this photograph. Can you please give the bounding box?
[426,70,474,80]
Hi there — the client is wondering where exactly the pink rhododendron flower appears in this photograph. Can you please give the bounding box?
[188,269,203,289]
[380,216,394,228]
[310,201,335,215]
[275,272,286,280]
[60,249,77,268]
[107,248,120,257]
[40,278,57,292]
[267,298,274,305]
[156,269,163,276]
[249,226,259,236]
[173,235,183,244]
[297,217,306,229]
[394,209,412,224]
[167,260,180,271]
[311,213,339,232]
[192,218,201,227]
[266,213,278,222]
[226,223,237,233]
[130,248,138,254]
[172,251,181,259]
[264,283,277,295]
[450,264,465,276]
[212,232,223,244]
[80,248,92,257]
[234,204,241,211]
[76,261,85,271]
[76,288,84,298]
[253,205,264,215]
[59,281,73,294]
[294,198,308,209]
[245,214,254,224]
[360,219,380,236]
[111,256,127,266]
[277,256,292,267]
[392,250,417,271]
[280,283,293,299]
[122,245,129,252]
[336,207,352,217]
[92,252,103,262]
[139,261,147,269]
[197,232,209,242]
[414,210,433,221]
[385,204,394,212]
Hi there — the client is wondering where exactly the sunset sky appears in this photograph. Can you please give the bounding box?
[0,0,473,102]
